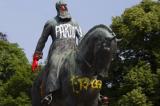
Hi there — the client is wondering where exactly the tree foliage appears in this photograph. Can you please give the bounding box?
[0,32,8,41]
[0,40,33,106]
[118,87,153,106]
[103,0,160,105]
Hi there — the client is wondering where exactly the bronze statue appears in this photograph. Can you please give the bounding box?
[31,0,117,106]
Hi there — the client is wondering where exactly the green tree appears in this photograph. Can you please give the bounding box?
[118,87,152,106]
[0,32,8,41]
[103,0,160,105]
[0,40,33,106]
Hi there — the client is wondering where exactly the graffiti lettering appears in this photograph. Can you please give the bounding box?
[55,24,78,38]
[70,76,102,94]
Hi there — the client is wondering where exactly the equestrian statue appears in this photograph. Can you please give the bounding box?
[31,1,117,106]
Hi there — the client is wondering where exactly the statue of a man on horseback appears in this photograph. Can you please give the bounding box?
[31,0,83,105]
[31,1,117,106]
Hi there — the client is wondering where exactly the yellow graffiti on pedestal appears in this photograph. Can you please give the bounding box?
[70,76,102,94]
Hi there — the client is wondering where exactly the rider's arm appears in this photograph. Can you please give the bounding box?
[32,21,52,72]
[34,21,52,54]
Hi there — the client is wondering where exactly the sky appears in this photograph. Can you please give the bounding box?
[0,0,141,62]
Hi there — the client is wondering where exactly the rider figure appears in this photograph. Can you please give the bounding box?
[32,0,83,104]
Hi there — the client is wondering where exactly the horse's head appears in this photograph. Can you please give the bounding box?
[77,25,117,77]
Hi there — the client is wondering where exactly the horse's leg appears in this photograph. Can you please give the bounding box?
[84,98,99,106]
[62,95,76,106]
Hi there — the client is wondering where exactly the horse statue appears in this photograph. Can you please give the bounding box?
[31,24,117,106]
